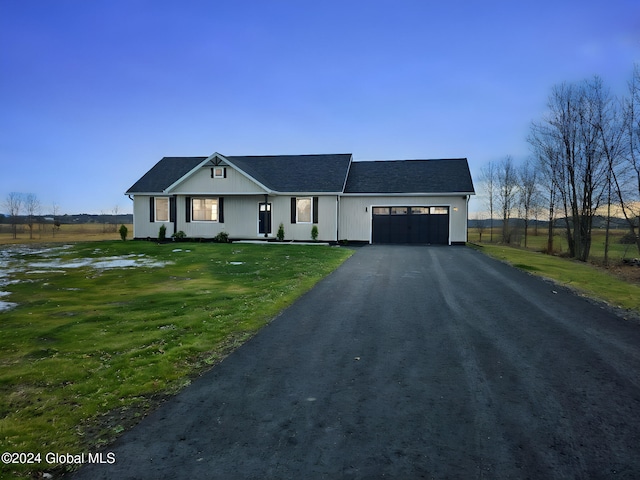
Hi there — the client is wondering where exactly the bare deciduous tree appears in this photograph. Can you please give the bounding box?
[496,155,518,243]
[479,161,496,242]
[615,64,640,255]
[112,205,121,233]
[590,78,627,264]
[529,125,561,254]
[529,78,610,261]
[51,202,60,237]
[518,158,538,248]
[3,192,23,239]
[24,193,40,240]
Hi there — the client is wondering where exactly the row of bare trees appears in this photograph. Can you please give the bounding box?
[479,156,541,248]
[480,66,640,262]
[2,192,50,239]
[2,193,127,239]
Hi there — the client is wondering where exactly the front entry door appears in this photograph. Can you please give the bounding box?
[258,202,272,236]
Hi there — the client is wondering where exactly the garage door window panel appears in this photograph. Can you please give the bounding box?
[373,207,390,215]
[391,207,408,215]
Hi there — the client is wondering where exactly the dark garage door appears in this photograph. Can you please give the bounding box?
[372,206,449,244]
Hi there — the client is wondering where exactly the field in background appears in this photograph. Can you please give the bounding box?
[467,227,638,264]
[0,223,133,245]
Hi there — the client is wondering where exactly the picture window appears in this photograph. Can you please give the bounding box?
[155,198,169,222]
[192,198,219,221]
[296,197,312,223]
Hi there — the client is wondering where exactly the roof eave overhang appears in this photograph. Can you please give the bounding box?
[270,191,343,196]
[340,191,475,197]
[124,191,165,196]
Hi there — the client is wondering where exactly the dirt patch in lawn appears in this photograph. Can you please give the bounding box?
[605,262,640,285]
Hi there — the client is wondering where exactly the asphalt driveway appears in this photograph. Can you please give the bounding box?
[72,245,640,479]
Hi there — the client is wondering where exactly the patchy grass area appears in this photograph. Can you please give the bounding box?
[0,241,352,479]
[472,243,640,315]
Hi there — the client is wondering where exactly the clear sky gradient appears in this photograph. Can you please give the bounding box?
[1,0,639,215]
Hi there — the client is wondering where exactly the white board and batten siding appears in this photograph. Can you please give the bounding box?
[272,195,339,242]
[132,195,166,239]
[132,194,341,241]
[171,165,266,195]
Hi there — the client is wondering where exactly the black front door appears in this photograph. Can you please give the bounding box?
[258,203,272,236]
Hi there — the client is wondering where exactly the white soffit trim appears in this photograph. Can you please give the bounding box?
[340,192,474,197]
[275,192,342,196]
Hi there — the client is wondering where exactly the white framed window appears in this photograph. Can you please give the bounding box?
[213,167,225,178]
[192,198,219,222]
[296,197,312,223]
[155,197,169,222]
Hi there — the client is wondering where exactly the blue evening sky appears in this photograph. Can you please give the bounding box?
[1,0,639,215]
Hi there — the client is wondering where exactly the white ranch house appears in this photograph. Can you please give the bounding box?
[126,153,475,244]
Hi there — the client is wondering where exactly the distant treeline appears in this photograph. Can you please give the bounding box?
[469,216,631,230]
[0,213,133,224]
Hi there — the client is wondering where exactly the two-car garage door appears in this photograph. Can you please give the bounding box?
[372,206,449,244]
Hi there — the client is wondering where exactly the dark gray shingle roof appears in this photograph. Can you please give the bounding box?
[126,157,207,193]
[126,155,474,196]
[227,154,352,192]
[344,158,475,194]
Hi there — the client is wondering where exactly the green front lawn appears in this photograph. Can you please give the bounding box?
[0,241,352,479]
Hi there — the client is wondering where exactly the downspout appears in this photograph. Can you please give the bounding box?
[264,194,269,238]
[172,194,178,237]
[465,195,470,243]
[336,195,340,242]
[127,195,134,239]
